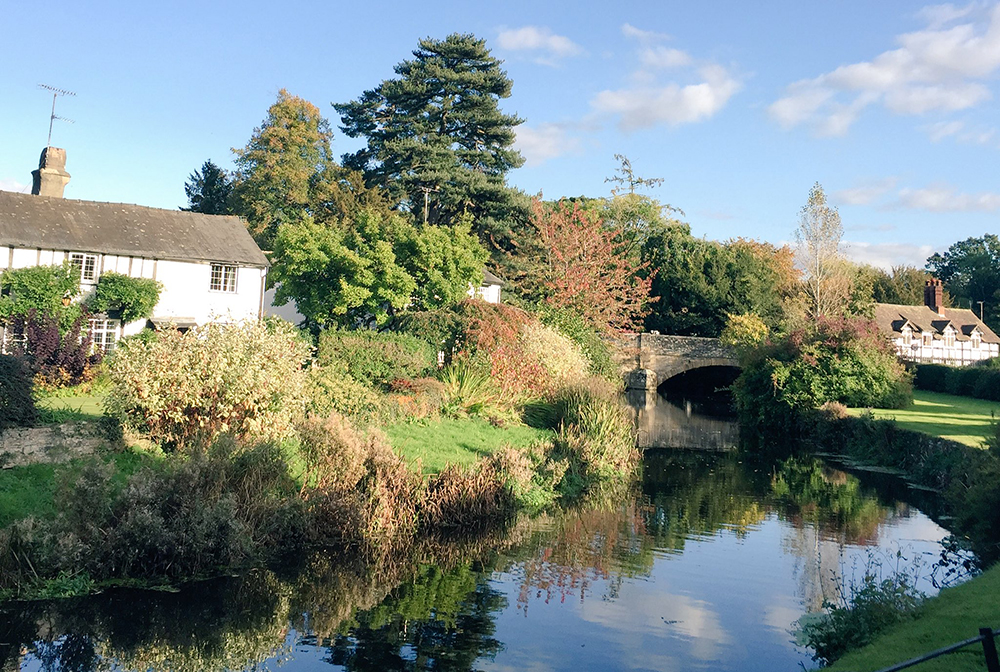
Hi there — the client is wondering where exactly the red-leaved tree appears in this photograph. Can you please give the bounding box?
[532,199,655,332]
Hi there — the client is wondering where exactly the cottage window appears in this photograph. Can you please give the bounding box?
[89,318,118,353]
[70,253,98,283]
[210,264,238,293]
[944,329,955,349]
[973,332,982,349]
[922,332,933,346]
[902,327,912,346]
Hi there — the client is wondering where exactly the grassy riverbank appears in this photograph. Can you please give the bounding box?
[828,563,1000,671]
[386,418,553,474]
[846,390,999,447]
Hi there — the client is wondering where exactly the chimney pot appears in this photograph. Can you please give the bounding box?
[31,147,71,198]
[924,277,944,315]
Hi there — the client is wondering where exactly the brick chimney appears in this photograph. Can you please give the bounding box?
[924,278,944,315]
[31,147,71,198]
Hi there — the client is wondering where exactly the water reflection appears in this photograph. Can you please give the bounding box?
[629,389,739,451]
[1,455,954,671]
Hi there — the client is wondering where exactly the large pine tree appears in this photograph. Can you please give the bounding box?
[335,33,530,251]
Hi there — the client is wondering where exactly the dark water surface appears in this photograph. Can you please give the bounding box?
[1,393,956,671]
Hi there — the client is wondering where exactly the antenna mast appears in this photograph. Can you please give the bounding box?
[38,84,76,146]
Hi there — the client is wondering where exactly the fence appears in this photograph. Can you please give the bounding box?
[874,627,999,672]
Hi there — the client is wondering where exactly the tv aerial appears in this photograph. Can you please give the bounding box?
[38,84,76,146]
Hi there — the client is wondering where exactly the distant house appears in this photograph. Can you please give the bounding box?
[468,268,503,304]
[0,147,269,351]
[874,279,1000,365]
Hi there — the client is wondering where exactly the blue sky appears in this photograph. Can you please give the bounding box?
[2,1,999,268]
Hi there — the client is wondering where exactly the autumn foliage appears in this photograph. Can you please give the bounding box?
[531,199,654,332]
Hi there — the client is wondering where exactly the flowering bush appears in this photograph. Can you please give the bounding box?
[105,319,311,449]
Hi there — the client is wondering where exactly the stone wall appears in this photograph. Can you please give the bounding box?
[0,422,112,468]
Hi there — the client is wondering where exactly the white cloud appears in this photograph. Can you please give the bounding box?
[593,64,741,131]
[917,3,977,29]
[497,26,582,65]
[893,184,1000,211]
[621,23,671,43]
[833,178,898,205]
[925,119,965,140]
[769,4,1000,134]
[843,241,936,269]
[514,123,582,166]
[0,178,29,193]
[639,45,691,69]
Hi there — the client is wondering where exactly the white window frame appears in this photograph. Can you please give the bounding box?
[902,326,912,346]
[922,332,933,347]
[70,252,99,284]
[89,317,119,353]
[972,331,982,349]
[944,327,956,349]
[210,264,238,293]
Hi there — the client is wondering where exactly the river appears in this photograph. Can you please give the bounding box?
[0,390,959,671]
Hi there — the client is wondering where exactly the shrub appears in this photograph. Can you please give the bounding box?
[438,361,502,419]
[11,310,102,390]
[551,378,638,484]
[972,369,1000,401]
[797,555,924,665]
[0,441,305,594]
[734,316,912,433]
[316,328,436,389]
[0,263,81,328]
[307,362,384,423]
[535,305,618,379]
[0,355,37,429]
[298,413,422,556]
[520,322,589,391]
[382,377,445,422]
[913,364,950,392]
[944,366,982,397]
[105,319,311,449]
[87,272,162,324]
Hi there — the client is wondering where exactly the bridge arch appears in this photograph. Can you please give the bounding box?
[619,333,740,390]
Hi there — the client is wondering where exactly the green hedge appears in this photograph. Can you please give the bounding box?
[316,328,437,389]
[914,359,1000,401]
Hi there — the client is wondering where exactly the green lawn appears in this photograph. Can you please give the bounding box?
[847,390,1000,447]
[0,450,151,528]
[36,394,106,423]
[828,563,1000,671]
[386,417,554,474]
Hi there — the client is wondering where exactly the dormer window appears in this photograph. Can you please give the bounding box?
[972,330,982,349]
[70,253,98,284]
[902,326,912,346]
[944,326,955,349]
[923,332,933,346]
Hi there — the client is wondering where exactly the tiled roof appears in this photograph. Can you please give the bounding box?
[0,191,268,267]
[874,303,999,343]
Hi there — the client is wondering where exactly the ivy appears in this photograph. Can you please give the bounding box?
[88,272,162,324]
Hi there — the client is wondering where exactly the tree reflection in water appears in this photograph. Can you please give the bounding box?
[0,451,937,672]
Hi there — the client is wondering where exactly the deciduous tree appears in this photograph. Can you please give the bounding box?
[926,234,1000,324]
[530,199,654,332]
[795,182,844,319]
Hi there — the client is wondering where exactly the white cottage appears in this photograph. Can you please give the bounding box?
[0,147,269,350]
[874,279,1000,365]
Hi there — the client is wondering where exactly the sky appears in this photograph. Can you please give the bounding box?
[2,1,999,269]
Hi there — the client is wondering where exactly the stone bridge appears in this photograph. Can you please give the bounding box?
[615,333,739,390]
